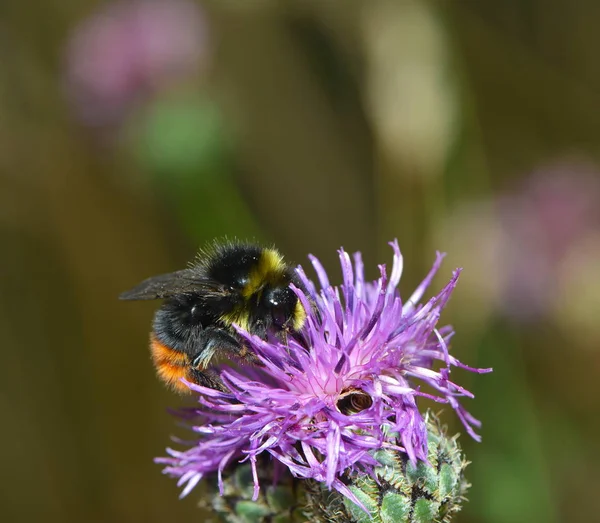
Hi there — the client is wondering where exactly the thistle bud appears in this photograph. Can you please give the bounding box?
[303,413,469,523]
[201,460,307,523]
[204,413,468,523]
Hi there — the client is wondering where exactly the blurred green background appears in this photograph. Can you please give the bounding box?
[1,1,599,522]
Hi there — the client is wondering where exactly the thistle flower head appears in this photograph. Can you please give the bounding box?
[158,241,490,505]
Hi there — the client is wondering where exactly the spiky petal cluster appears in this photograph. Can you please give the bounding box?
[158,241,490,503]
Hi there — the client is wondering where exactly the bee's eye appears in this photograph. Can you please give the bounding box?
[263,286,296,328]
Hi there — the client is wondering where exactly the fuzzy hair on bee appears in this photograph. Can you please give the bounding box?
[120,240,307,393]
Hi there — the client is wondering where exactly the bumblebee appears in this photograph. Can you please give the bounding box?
[120,241,307,393]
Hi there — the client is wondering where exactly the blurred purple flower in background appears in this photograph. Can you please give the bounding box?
[158,241,490,504]
[65,0,209,127]
[497,161,600,321]
[436,159,600,338]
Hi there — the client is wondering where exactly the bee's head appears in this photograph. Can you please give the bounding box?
[208,244,308,332]
[261,285,303,330]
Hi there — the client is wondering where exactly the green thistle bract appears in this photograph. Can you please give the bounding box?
[205,413,468,523]
[202,460,307,523]
[304,412,469,523]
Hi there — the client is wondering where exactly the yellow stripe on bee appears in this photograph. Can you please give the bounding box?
[241,248,287,298]
[220,307,251,331]
[292,299,307,331]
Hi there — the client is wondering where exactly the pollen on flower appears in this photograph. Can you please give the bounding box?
[156,240,491,505]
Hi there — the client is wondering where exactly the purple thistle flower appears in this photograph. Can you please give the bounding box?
[65,0,209,128]
[157,241,491,504]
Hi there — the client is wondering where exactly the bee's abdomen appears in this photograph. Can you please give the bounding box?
[150,333,191,393]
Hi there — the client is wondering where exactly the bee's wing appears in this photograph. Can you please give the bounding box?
[119,270,227,300]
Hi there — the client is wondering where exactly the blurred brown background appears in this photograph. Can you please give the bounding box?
[1,1,599,522]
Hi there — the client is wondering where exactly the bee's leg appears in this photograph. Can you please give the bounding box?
[177,326,234,392]
[186,367,228,392]
[190,327,242,369]
[184,327,264,392]
[189,326,261,373]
